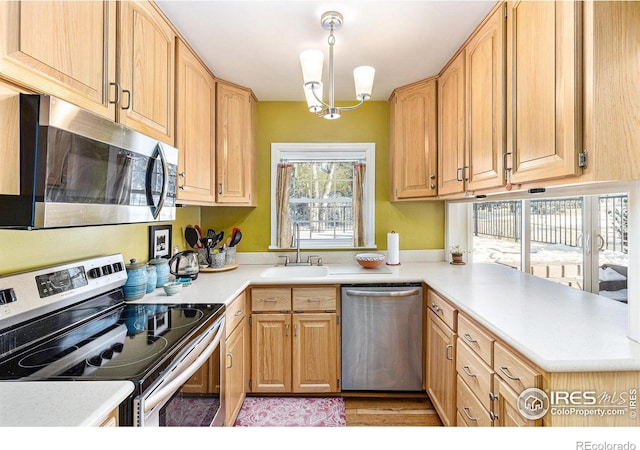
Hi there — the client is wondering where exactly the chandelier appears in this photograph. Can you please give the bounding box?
[299,11,375,120]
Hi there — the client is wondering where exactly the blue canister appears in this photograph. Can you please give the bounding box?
[149,258,170,287]
[146,264,157,293]
[124,258,147,301]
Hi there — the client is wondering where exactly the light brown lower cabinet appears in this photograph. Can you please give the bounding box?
[426,308,457,426]
[250,286,340,394]
[224,291,249,426]
[456,374,493,427]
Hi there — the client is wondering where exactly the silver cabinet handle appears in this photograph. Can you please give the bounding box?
[456,167,464,182]
[234,310,243,316]
[294,324,298,337]
[226,352,233,369]
[445,344,453,361]
[462,365,477,378]
[462,407,478,422]
[307,298,321,302]
[431,302,442,313]
[499,366,520,381]
[218,183,223,195]
[489,392,499,401]
[263,298,279,302]
[463,333,478,343]
[490,411,499,421]
[285,324,289,337]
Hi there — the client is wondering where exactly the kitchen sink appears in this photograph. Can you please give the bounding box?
[260,265,330,279]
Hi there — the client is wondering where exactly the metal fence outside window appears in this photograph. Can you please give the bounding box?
[473,195,628,253]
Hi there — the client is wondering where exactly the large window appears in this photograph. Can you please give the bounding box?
[270,143,375,249]
[472,194,629,303]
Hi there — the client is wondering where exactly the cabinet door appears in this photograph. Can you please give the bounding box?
[390,79,438,200]
[426,310,457,426]
[224,316,247,426]
[175,40,216,204]
[438,52,466,196]
[465,5,506,191]
[118,0,175,145]
[251,314,291,393]
[0,1,116,118]
[216,82,255,205]
[493,374,540,426]
[292,313,337,393]
[507,1,581,184]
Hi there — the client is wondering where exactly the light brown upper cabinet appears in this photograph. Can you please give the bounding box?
[175,40,217,204]
[506,1,582,185]
[0,1,176,146]
[465,5,506,192]
[216,81,257,206]
[389,78,438,200]
[0,1,117,119]
[118,1,176,145]
[438,51,466,197]
[582,1,640,182]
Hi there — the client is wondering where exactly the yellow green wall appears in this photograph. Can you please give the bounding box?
[202,101,444,252]
[0,206,200,275]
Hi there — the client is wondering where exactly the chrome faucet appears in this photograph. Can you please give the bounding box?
[279,223,321,266]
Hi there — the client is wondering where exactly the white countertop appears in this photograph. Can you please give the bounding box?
[5,260,636,427]
[134,261,640,373]
[0,381,133,427]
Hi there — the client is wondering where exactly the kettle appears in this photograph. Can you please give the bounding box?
[168,250,199,280]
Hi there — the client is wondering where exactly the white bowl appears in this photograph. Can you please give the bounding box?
[355,252,385,269]
[163,281,183,296]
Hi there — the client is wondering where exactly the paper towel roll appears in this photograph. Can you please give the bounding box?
[387,231,400,265]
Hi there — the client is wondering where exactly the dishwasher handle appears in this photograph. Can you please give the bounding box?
[345,288,420,298]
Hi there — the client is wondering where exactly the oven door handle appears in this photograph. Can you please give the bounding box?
[141,316,225,414]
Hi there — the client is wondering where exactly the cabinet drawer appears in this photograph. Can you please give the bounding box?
[251,287,292,312]
[456,339,494,411]
[293,287,337,311]
[427,289,457,331]
[457,375,493,427]
[494,341,542,394]
[458,314,494,366]
[226,291,247,337]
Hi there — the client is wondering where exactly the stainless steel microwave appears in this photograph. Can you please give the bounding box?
[0,94,178,229]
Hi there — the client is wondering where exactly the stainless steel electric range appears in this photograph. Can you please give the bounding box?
[0,254,226,427]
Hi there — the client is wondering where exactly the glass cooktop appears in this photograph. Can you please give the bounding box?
[0,297,224,392]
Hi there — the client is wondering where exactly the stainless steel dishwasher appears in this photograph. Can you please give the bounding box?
[341,283,423,391]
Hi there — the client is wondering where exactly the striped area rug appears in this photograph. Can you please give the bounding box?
[233,397,346,427]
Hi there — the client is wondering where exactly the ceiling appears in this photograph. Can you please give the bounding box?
[156,1,497,102]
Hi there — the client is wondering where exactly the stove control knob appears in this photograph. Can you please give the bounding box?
[101,348,114,360]
[88,267,102,279]
[88,355,103,367]
[111,343,124,353]
[0,288,17,305]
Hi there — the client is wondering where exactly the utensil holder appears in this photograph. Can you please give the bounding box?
[225,247,236,265]
[210,252,226,268]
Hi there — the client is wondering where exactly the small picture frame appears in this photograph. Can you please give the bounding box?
[149,224,172,260]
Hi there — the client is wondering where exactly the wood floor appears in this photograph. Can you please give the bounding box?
[343,395,443,426]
